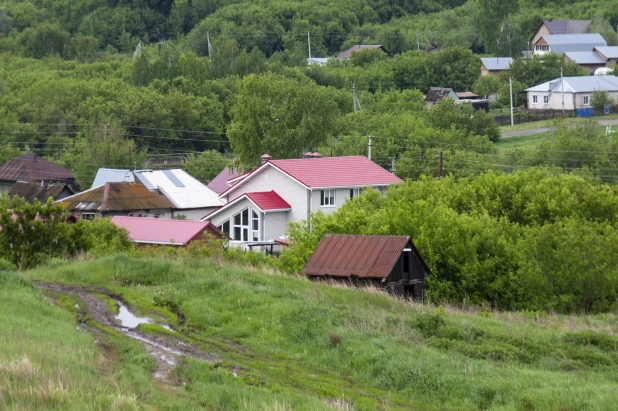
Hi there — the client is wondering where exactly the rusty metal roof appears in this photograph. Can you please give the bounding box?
[58,182,174,212]
[0,154,74,182]
[302,234,412,279]
[9,181,75,203]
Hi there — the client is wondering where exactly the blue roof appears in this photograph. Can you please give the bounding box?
[481,57,513,71]
[526,75,618,93]
[564,51,606,64]
[542,33,607,53]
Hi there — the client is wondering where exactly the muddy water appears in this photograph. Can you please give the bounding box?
[115,301,173,331]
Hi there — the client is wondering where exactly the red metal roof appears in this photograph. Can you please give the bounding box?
[245,191,291,211]
[111,216,226,245]
[0,154,74,182]
[301,234,411,279]
[207,167,241,194]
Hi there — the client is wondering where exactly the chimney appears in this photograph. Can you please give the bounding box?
[302,152,323,159]
[260,153,272,165]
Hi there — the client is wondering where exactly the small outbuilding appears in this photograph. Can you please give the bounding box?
[301,234,430,302]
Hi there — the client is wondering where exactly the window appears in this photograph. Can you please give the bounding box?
[218,220,230,237]
[320,190,335,206]
[252,210,259,241]
[82,212,95,220]
[583,95,590,105]
[543,95,549,104]
[378,186,387,197]
[532,95,538,104]
[232,208,250,241]
[350,188,363,199]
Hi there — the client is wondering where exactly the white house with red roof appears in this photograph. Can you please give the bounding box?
[202,156,402,245]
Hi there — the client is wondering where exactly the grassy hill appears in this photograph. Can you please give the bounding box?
[3,254,618,409]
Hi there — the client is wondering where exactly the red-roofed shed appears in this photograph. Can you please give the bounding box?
[111,216,228,246]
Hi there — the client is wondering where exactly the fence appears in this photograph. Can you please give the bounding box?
[493,109,574,126]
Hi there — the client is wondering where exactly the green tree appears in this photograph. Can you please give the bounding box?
[227,73,339,167]
[17,23,70,59]
[183,150,230,182]
[590,89,613,111]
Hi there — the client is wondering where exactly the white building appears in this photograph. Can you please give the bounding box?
[525,75,618,111]
[202,156,402,246]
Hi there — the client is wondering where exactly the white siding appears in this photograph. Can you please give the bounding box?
[310,186,385,215]
[528,91,618,110]
[263,211,289,241]
[173,207,218,221]
[223,166,309,223]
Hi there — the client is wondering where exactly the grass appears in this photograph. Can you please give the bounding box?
[498,113,618,133]
[494,131,553,151]
[7,254,618,409]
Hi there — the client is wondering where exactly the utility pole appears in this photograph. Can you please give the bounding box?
[509,77,514,127]
[416,32,420,51]
[308,31,311,59]
[368,136,373,161]
[438,151,443,178]
[390,157,396,173]
[561,65,565,117]
[352,82,362,113]
[207,31,212,60]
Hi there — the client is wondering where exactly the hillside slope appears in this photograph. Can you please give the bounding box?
[2,255,617,409]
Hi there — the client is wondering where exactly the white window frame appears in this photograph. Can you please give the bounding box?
[231,207,250,241]
[350,188,363,199]
[532,95,538,104]
[251,210,259,241]
[583,95,590,105]
[320,190,335,207]
[82,212,95,220]
[543,95,549,104]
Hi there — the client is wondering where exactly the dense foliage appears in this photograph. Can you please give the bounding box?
[280,168,618,313]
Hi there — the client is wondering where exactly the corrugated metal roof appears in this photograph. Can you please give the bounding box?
[0,154,74,182]
[245,191,292,210]
[564,51,606,64]
[337,45,388,59]
[207,167,241,194]
[301,234,410,279]
[134,169,224,209]
[111,216,226,245]
[543,20,590,35]
[58,182,173,212]
[9,181,74,203]
[480,57,513,71]
[540,33,606,53]
[595,46,618,60]
[91,168,135,188]
[526,75,618,93]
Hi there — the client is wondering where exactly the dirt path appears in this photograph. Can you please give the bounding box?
[501,118,618,138]
[34,282,217,383]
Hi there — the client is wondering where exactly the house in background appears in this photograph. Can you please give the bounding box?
[57,182,174,220]
[91,168,224,219]
[207,167,241,195]
[0,154,76,194]
[563,51,607,73]
[301,234,430,302]
[594,47,618,65]
[425,87,459,108]
[480,57,513,76]
[525,75,618,113]
[337,45,389,59]
[529,20,591,46]
[532,33,607,56]
[111,216,228,247]
[8,181,76,203]
[202,155,402,246]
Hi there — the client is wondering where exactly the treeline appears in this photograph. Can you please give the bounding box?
[279,168,618,314]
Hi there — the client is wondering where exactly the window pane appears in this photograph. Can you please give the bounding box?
[253,218,258,230]
[222,221,230,235]
[233,227,241,240]
[234,212,241,225]
[242,209,248,225]
[321,190,325,205]
[350,189,354,199]
[252,231,259,241]
[242,228,248,241]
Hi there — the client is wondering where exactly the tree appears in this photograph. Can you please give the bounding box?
[17,23,70,59]
[590,89,613,111]
[227,73,339,167]
[183,150,230,182]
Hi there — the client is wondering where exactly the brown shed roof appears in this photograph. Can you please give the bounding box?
[58,182,174,212]
[302,234,419,279]
[337,45,389,59]
[9,181,75,203]
[0,154,74,182]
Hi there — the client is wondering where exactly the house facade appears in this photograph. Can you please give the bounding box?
[202,156,402,245]
[525,75,618,111]
[529,20,591,46]
[532,33,606,56]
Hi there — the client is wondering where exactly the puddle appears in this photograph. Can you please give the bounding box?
[115,301,173,331]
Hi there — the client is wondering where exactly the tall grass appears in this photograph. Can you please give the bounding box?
[19,255,618,409]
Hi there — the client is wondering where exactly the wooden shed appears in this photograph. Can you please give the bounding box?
[301,234,430,302]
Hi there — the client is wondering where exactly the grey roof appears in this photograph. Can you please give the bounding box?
[595,46,618,60]
[543,20,591,35]
[481,57,513,71]
[541,33,607,53]
[564,51,606,65]
[425,87,458,102]
[91,168,134,188]
[526,75,618,93]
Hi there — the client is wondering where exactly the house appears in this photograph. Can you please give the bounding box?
[525,75,618,112]
[563,51,607,73]
[307,58,331,66]
[0,154,76,194]
[57,182,175,220]
[202,156,402,245]
[207,167,241,195]
[533,33,607,56]
[480,57,513,76]
[530,20,591,46]
[301,234,430,302]
[110,216,228,247]
[336,45,389,59]
[8,181,76,203]
[92,168,224,220]
[425,87,459,108]
[594,47,618,65]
